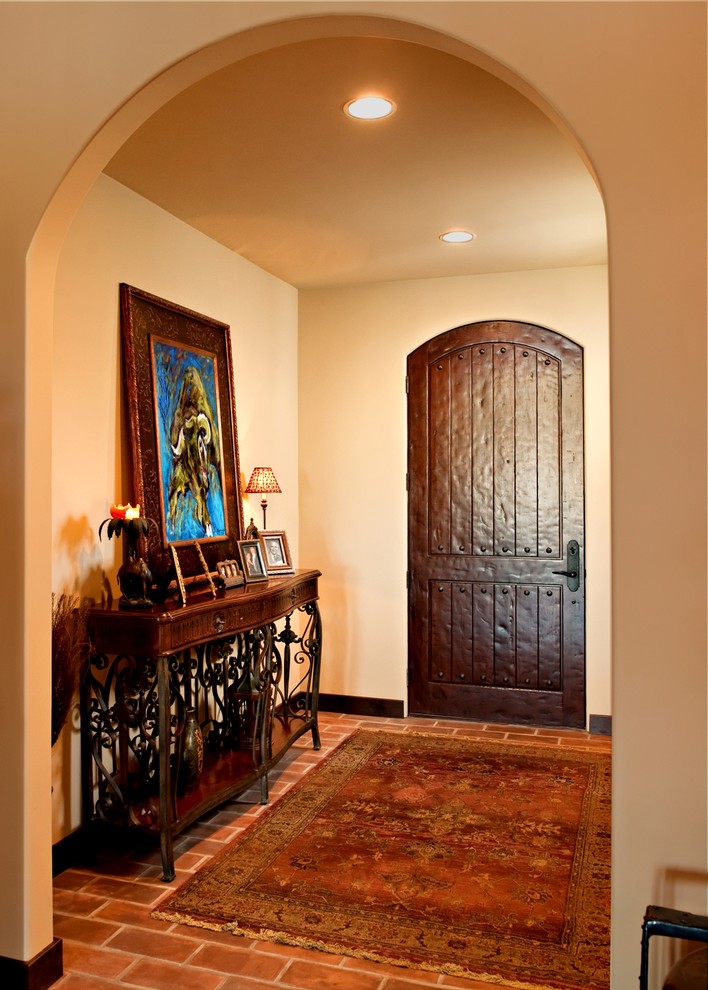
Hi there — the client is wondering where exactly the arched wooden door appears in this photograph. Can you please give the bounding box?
[407,320,585,727]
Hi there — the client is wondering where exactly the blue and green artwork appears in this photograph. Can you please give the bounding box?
[152,338,226,543]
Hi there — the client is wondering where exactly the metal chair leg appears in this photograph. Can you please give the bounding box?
[640,906,708,990]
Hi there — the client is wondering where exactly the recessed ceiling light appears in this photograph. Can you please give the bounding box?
[344,96,396,120]
[439,230,476,243]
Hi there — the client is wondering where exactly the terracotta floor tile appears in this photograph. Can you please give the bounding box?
[85,876,167,905]
[171,850,213,873]
[93,899,175,931]
[180,820,241,842]
[450,727,515,741]
[191,941,287,980]
[61,940,134,980]
[53,869,96,892]
[87,855,156,880]
[53,914,121,945]
[106,926,200,963]
[474,728,510,738]
[174,835,237,860]
[53,975,127,989]
[343,956,438,982]
[219,980,293,990]
[209,808,256,827]
[119,957,225,990]
[281,958,384,989]
[53,888,109,916]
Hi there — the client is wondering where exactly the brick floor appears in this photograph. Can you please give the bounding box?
[52,712,611,989]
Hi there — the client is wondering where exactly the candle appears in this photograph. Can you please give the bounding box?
[110,503,141,520]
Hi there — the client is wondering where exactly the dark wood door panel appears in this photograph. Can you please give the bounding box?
[425,344,564,560]
[408,678,571,726]
[418,580,562,687]
[408,320,585,727]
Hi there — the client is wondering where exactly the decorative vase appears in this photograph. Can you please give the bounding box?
[178,707,204,794]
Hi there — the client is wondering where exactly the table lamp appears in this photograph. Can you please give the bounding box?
[245,467,281,529]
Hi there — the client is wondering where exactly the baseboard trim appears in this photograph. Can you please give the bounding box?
[52,827,91,877]
[0,937,63,990]
[589,714,612,736]
[319,694,404,719]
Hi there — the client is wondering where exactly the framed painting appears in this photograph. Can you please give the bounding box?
[120,284,244,581]
[260,531,294,575]
[238,539,268,583]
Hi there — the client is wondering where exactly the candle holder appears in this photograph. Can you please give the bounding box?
[99,504,158,608]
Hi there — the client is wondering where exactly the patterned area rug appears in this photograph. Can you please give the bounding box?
[154,729,610,990]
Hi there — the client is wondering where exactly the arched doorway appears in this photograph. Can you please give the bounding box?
[24,9,613,984]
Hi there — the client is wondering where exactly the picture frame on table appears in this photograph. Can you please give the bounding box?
[260,530,294,575]
[238,539,269,582]
[120,284,245,583]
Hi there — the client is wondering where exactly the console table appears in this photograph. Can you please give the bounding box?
[81,569,321,881]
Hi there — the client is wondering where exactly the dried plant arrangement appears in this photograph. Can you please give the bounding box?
[51,593,90,747]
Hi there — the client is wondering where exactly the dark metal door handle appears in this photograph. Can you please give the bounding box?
[555,541,580,592]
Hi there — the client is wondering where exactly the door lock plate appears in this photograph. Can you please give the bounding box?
[552,540,580,592]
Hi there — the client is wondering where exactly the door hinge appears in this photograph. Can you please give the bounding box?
[405,471,410,491]
[405,375,410,394]
[406,570,410,589]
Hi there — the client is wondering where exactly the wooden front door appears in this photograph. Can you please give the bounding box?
[407,321,585,727]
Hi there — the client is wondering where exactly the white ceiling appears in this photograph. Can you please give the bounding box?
[105,35,606,290]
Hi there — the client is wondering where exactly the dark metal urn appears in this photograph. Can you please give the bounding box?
[117,541,153,608]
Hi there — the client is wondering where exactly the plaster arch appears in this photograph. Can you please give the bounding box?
[33,6,610,979]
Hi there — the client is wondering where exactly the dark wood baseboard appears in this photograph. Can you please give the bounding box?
[0,937,62,990]
[589,714,612,736]
[318,694,404,719]
[52,827,91,877]
[318,696,611,734]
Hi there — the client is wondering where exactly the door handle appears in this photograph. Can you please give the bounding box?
[553,541,580,592]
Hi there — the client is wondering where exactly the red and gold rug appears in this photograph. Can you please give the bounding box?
[154,729,610,990]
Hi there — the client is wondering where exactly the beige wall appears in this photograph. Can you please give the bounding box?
[0,5,704,988]
[51,174,299,839]
[299,268,611,717]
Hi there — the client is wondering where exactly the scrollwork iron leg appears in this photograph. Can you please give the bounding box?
[307,602,322,750]
[157,656,176,882]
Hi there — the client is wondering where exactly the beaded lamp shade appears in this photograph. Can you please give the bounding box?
[245,467,281,529]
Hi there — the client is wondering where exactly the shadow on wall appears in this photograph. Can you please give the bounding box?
[57,513,112,603]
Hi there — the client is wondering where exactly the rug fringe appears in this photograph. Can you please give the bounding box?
[152,910,226,932]
[152,909,578,990]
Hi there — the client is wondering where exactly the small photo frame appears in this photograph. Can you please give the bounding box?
[260,531,294,575]
[238,539,268,582]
